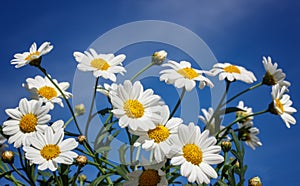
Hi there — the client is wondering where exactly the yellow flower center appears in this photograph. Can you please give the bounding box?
[40,144,60,161]
[123,100,144,118]
[223,65,241,74]
[275,98,284,113]
[182,144,203,165]
[148,125,170,143]
[138,169,160,186]
[90,58,110,71]
[25,51,40,61]
[38,86,58,100]
[177,67,199,79]
[19,113,38,133]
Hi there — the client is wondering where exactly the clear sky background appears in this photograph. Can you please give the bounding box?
[0,1,299,185]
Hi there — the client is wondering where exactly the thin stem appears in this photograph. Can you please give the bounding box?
[71,166,82,186]
[38,66,82,135]
[130,63,154,82]
[222,82,263,107]
[10,164,32,185]
[64,113,79,128]
[85,77,100,139]
[169,88,186,119]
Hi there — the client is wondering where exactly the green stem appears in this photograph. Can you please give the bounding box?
[38,66,82,135]
[222,82,263,107]
[169,88,186,119]
[64,113,79,128]
[130,63,154,82]
[10,164,32,185]
[85,77,100,140]
[71,166,82,186]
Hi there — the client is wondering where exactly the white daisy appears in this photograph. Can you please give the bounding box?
[11,42,53,68]
[73,48,126,81]
[2,98,51,148]
[160,60,213,91]
[210,62,256,83]
[110,80,163,131]
[132,105,182,162]
[198,108,225,137]
[170,123,224,184]
[236,101,253,123]
[270,84,297,128]
[23,127,78,171]
[238,121,262,150]
[123,161,168,186]
[96,83,118,96]
[23,75,72,109]
[262,56,290,87]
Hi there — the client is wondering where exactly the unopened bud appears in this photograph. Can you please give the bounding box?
[248,176,262,186]
[78,174,87,182]
[221,141,232,152]
[77,135,86,144]
[2,151,14,164]
[75,104,85,116]
[151,50,167,65]
[76,155,88,166]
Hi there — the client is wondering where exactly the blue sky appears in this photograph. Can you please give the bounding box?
[0,1,299,185]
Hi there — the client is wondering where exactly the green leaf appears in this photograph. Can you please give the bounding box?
[95,145,112,154]
[118,144,129,164]
[217,180,229,186]
[116,165,129,180]
[90,173,113,185]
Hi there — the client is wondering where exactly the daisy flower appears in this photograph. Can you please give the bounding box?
[123,161,168,186]
[73,48,126,81]
[160,60,213,91]
[262,56,290,87]
[132,105,182,162]
[23,127,78,171]
[269,84,297,128]
[110,80,163,131]
[236,101,253,123]
[210,62,256,83]
[198,108,225,137]
[238,121,262,150]
[170,123,224,184]
[11,42,53,68]
[23,75,72,109]
[2,98,51,148]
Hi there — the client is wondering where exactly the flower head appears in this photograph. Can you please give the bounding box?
[2,151,14,164]
[23,127,78,171]
[152,50,167,65]
[238,121,262,150]
[73,48,126,81]
[132,105,182,162]
[198,108,225,136]
[11,42,53,68]
[236,101,253,123]
[262,56,290,87]
[160,60,213,91]
[110,80,163,131]
[170,123,224,184]
[210,62,256,83]
[269,84,297,128]
[2,98,51,148]
[97,83,118,96]
[23,75,72,110]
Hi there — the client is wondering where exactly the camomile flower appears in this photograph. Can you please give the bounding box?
[23,75,72,109]
[2,98,51,148]
[73,48,126,81]
[269,84,297,128]
[236,101,253,123]
[23,127,78,171]
[132,105,182,162]
[198,108,225,137]
[170,123,224,184]
[96,83,118,96]
[11,42,53,68]
[123,161,168,186]
[238,121,262,150]
[110,80,163,131]
[160,60,213,91]
[262,56,290,87]
[210,62,256,83]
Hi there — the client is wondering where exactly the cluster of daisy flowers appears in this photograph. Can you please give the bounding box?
[0,41,297,185]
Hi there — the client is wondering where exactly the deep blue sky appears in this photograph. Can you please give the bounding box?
[0,1,299,185]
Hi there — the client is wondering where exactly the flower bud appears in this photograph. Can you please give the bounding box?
[76,155,88,166]
[221,141,232,152]
[75,104,85,116]
[78,174,87,182]
[2,151,14,164]
[151,50,167,65]
[248,176,262,186]
[77,135,86,144]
